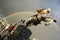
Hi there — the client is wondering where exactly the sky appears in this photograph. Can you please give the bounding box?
[0,0,60,26]
[0,0,60,40]
[6,12,60,40]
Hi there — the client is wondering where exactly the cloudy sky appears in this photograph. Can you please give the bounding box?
[6,12,60,40]
[0,0,60,26]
